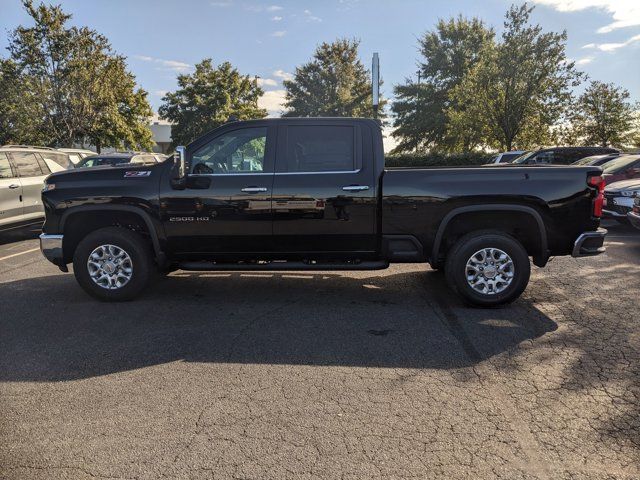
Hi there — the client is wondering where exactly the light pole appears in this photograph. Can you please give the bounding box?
[372,53,380,120]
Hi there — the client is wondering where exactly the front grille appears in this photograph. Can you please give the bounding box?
[604,194,632,215]
[612,204,632,215]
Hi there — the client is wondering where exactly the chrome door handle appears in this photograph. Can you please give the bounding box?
[241,187,268,193]
[8,184,20,189]
[342,185,369,192]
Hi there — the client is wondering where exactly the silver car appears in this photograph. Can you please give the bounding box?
[0,146,68,231]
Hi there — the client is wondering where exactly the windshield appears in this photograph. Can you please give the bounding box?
[500,152,526,163]
[79,156,130,168]
[512,151,537,164]
[573,155,602,166]
[602,155,640,173]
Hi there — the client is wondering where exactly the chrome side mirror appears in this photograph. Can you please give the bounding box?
[171,146,187,189]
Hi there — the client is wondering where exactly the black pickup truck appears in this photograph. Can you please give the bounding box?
[40,118,606,306]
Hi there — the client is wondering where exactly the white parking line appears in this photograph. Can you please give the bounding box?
[0,247,40,262]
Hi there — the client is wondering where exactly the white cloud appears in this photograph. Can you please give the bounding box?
[582,33,640,51]
[531,0,640,33]
[273,69,293,81]
[303,9,322,22]
[134,55,192,72]
[271,15,282,21]
[154,90,168,97]
[258,89,287,116]
[247,4,282,12]
[257,77,278,87]
[271,30,287,37]
[575,55,595,64]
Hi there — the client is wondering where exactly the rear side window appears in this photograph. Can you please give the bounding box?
[285,126,355,172]
[41,152,70,169]
[533,151,554,164]
[0,153,14,178]
[11,152,44,177]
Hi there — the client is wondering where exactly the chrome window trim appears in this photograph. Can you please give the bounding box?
[189,172,272,177]
[188,169,362,177]
[275,169,362,175]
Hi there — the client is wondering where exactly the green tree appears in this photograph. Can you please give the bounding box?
[283,38,385,119]
[0,58,46,145]
[159,59,267,147]
[570,81,635,148]
[391,16,493,153]
[1,0,153,151]
[448,4,583,151]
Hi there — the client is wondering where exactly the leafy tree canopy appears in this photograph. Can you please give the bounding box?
[159,58,267,147]
[391,16,493,153]
[283,38,385,119]
[448,3,583,151]
[0,0,153,151]
[570,81,636,148]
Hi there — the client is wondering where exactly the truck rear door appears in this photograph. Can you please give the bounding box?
[271,121,377,255]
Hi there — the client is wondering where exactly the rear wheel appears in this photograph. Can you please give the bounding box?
[444,231,530,307]
[73,227,153,301]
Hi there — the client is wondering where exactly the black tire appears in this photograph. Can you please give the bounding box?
[73,227,153,301]
[444,231,530,307]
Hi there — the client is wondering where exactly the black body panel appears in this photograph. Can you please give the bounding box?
[41,118,602,269]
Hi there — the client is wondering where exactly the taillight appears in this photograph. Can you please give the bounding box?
[588,175,605,217]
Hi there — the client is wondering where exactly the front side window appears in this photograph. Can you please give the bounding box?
[11,152,44,177]
[0,153,14,178]
[285,126,355,172]
[191,127,267,174]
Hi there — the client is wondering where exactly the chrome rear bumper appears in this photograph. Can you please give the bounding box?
[572,228,606,257]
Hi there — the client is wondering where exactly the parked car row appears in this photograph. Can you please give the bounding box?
[0,144,167,232]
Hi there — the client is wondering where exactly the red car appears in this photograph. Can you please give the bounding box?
[601,154,640,185]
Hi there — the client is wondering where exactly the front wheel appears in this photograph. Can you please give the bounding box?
[73,227,154,301]
[444,231,530,307]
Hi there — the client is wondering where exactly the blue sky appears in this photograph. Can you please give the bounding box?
[1,0,638,118]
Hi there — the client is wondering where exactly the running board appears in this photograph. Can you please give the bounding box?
[178,260,389,271]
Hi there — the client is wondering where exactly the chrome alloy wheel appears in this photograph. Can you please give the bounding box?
[465,248,514,295]
[87,244,133,290]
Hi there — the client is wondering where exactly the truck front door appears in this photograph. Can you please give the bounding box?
[161,124,275,255]
[271,122,377,256]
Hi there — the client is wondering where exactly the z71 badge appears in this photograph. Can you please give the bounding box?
[124,171,151,177]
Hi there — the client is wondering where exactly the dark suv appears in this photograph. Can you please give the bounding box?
[513,147,619,165]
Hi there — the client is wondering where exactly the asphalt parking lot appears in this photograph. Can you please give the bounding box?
[1,221,639,480]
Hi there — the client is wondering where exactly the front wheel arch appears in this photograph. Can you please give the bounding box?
[60,206,165,266]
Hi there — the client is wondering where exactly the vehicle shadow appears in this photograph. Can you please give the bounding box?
[0,269,557,382]
[0,223,41,246]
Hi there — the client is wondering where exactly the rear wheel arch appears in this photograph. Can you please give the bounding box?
[431,205,548,269]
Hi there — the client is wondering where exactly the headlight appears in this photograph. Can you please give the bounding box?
[42,183,55,192]
[621,190,640,197]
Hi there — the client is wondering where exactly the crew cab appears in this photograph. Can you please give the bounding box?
[39,118,606,306]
